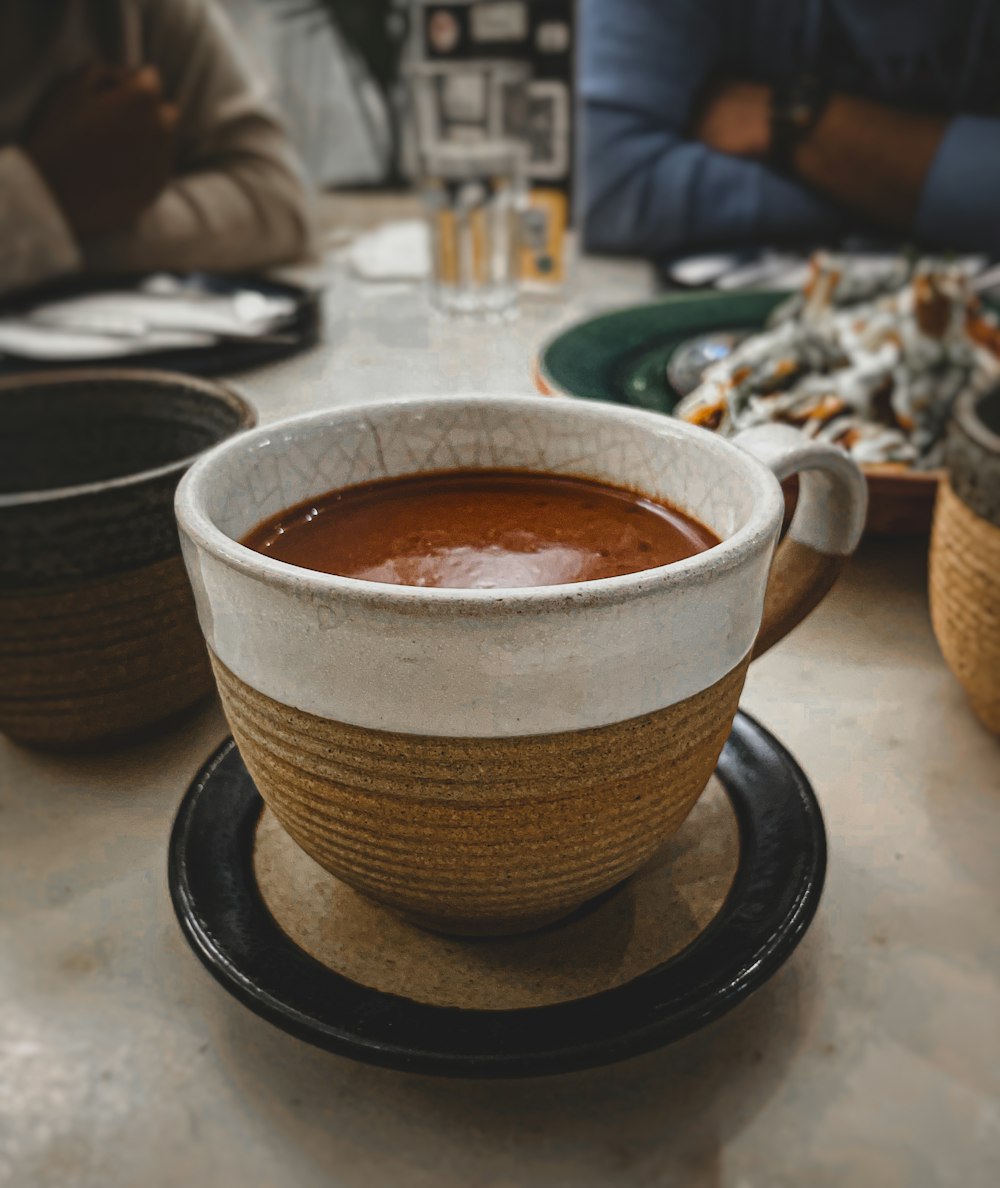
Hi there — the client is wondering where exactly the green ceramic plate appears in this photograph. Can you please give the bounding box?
[536,290,789,411]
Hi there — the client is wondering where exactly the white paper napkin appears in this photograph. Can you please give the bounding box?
[347,220,431,282]
[0,274,296,360]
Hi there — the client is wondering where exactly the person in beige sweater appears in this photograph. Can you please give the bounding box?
[0,0,314,297]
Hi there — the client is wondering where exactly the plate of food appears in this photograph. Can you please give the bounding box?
[536,254,1000,534]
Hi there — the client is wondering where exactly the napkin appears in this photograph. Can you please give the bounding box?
[0,274,297,361]
[347,220,431,282]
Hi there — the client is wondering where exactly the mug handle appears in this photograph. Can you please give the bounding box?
[732,424,868,658]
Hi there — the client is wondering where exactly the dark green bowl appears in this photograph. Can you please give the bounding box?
[536,290,787,411]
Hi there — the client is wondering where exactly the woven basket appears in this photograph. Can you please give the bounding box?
[930,479,1000,734]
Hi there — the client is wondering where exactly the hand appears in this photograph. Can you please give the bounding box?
[694,81,772,159]
[24,64,179,238]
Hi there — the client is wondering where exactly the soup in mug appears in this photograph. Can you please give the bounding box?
[243,469,719,589]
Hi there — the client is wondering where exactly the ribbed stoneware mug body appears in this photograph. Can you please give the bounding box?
[0,370,254,749]
[930,385,1000,734]
[177,395,865,934]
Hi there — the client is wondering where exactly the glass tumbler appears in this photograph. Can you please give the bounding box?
[408,59,531,317]
[421,140,526,317]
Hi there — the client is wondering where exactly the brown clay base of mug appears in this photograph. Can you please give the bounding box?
[0,555,213,750]
[253,776,740,1011]
[5,692,217,755]
[214,654,749,937]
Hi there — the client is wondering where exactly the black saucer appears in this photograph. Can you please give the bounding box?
[168,711,826,1078]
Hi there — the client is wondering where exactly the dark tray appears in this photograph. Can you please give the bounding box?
[0,272,320,377]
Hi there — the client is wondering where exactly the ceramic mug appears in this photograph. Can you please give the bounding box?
[177,395,866,935]
[0,369,255,749]
[930,384,1000,734]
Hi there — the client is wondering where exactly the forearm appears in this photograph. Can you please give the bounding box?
[913,116,1000,255]
[83,149,314,275]
[582,104,846,256]
[0,147,81,296]
[83,0,315,276]
[792,95,947,229]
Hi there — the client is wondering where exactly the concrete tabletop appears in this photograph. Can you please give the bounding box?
[2,202,998,1188]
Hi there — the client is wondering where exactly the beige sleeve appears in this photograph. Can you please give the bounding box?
[84,0,315,276]
[0,147,82,296]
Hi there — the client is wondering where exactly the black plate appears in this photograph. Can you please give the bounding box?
[0,273,320,377]
[168,711,826,1078]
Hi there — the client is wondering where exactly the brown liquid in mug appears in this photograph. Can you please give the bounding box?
[242,470,719,589]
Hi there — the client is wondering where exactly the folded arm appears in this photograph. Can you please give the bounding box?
[0,147,82,296]
[0,0,313,296]
[578,0,846,258]
[914,116,1000,256]
[85,0,313,275]
[699,88,1000,256]
[581,104,849,256]
[580,0,1000,258]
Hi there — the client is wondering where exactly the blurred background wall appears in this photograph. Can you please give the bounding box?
[217,1,574,197]
[217,0,402,187]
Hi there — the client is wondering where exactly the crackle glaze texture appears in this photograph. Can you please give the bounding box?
[179,398,865,736]
[199,400,758,542]
[179,396,783,736]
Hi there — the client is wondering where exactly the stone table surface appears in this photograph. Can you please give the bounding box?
[2,199,999,1188]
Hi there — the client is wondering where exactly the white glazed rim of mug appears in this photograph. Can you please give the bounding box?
[175,394,784,613]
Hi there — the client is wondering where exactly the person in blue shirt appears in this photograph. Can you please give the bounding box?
[579,0,1000,260]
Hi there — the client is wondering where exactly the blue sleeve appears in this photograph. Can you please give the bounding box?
[578,0,847,257]
[914,116,1000,256]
